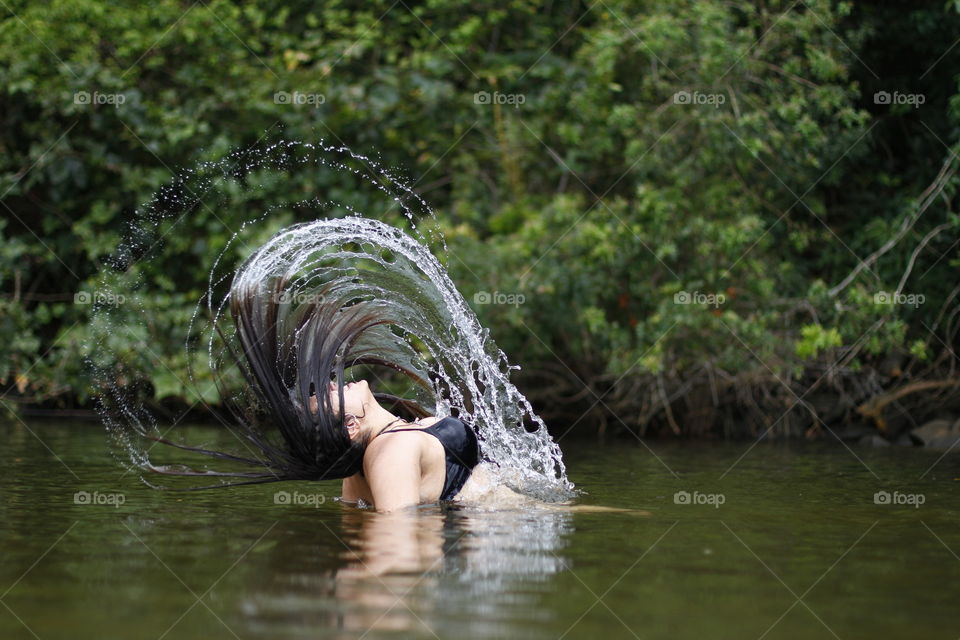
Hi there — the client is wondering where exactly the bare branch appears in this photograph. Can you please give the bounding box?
[829,150,958,297]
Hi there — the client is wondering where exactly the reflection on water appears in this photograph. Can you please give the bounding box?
[244,504,572,638]
[4,421,960,640]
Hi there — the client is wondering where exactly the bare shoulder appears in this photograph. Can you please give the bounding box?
[365,417,447,465]
[366,430,418,458]
[366,418,437,457]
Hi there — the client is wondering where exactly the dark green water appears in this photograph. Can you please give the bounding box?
[1,420,958,639]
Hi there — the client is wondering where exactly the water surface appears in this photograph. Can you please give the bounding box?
[2,420,958,639]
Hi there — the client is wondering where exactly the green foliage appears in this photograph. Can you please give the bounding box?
[795,325,843,360]
[1,0,958,435]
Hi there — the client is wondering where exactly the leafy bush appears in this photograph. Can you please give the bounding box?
[2,0,958,439]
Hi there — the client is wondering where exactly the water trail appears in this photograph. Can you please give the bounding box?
[88,138,575,501]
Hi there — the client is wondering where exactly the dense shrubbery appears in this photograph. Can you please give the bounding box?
[2,0,958,439]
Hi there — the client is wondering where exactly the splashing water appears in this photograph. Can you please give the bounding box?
[88,138,575,502]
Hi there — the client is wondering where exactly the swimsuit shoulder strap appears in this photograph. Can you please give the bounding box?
[380,417,452,435]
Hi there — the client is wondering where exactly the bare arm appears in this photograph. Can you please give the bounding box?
[341,473,374,504]
[363,438,422,512]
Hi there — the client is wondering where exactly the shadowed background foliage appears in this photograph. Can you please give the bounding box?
[1,0,958,440]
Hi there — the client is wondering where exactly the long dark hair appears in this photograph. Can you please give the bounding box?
[141,267,433,489]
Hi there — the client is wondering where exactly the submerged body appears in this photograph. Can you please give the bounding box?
[317,379,488,511]
[310,379,637,513]
[117,217,578,506]
[341,414,482,509]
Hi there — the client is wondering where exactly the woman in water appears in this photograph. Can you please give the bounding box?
[309,378,481,511]
[135,214,638,514]
[139,228,636,514]
[142,259,494,512]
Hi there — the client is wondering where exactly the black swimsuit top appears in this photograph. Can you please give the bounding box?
[382,417,480,500]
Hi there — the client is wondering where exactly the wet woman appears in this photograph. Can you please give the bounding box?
[141,225,638,513]
[142,274,640,514]
[140,260,498,513]
[308,378,481,511]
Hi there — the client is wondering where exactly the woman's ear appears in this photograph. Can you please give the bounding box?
[344,413,360,439]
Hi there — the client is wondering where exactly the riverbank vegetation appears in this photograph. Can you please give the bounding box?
[2,1,958,442]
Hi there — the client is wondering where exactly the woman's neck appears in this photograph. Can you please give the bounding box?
[364,406,407,439]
